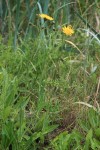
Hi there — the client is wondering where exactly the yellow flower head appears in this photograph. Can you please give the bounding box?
[38,14,54,21]
[62,25,74,36]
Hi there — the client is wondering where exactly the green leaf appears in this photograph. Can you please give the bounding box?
[91,138,100,149]
[2,106,12,121]
[93,138,100,148]
[95,128,100,138]
[43,124,58,134]
[84,129,93,150]
[25,132,42,149]
[86,129,93,142]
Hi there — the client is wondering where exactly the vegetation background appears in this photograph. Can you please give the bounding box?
[0,0,100,149]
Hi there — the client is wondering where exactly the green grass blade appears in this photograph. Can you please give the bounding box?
[39,0,50,14]
[14,0,21,49]
[75,10,100,39]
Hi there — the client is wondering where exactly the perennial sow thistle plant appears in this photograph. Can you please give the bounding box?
[38,14,74,36]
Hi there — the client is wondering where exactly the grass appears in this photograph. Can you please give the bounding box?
[0,0,100,149]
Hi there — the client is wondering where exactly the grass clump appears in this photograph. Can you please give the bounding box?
[0,31,100,149]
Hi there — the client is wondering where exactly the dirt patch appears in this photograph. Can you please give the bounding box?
[47,111,76,140]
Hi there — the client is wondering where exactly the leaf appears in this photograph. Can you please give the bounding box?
[25,132,42,149]
[91,138,100,149]
[52,131,71,150]
[2,106,12,121]
[43,124,58,135]
[78,119,90,132]
[84,129,93,149]
[95,128,100,138]
[71,130,83,145]
[86,129,93,141]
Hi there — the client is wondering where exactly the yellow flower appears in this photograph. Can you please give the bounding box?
[62,25,74,36]
[38,14,54,21]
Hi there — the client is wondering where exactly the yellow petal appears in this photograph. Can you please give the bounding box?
[62,25,74,36]
[38,14,54,21]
